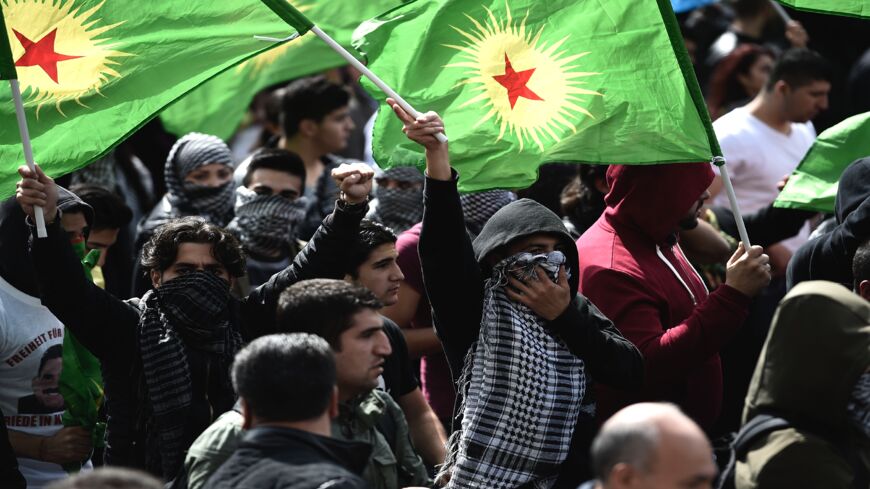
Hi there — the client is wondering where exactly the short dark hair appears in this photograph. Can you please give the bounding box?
[276,279,382,350]
[728,0,769,17]
[347,219,397,279]
[69,183,133,231]
[280,76,350,138]
[242,147,306,191]
[45,467,163,489]
[39,345,63,374]
[766,48,832,91]
[140,217,246,277]
[853,239,870,289]
[232,333,335,423]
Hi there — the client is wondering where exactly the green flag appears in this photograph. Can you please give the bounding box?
[354,0,719,192]
[776,0,870,18]
[161,0,403,140]
[0,0,308,198]
[774,112,870,213]
[0,4,15,80]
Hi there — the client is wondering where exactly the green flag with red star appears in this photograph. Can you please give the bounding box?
[0,4,16,80]
[0,0,312,198]
[161,0,404,141]
[354,0,720,192]
[775,0,870,18]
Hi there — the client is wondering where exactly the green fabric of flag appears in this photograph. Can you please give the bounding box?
[161,0,403,140]
[60,241,105,472]
[354,0,720,192]
[0,4,16,80]
[0,0,304,198]
[774,112,870,213]
[776,0,870,19]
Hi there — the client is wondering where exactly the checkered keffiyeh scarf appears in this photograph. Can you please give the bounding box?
[226,187,308,258]
[442,251,586,489]
[137,271,242,478]
[164,133,235,227]
[460,190,517,236]
[369,166,424,234]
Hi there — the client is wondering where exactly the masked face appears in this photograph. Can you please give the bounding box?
[373,185,423,234]
[156,270,231,334]
[228,187,308,258]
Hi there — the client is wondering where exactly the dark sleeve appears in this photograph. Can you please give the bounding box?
[381,318,419,400]
[240,200,368,340]
[786,196,870,289]
[419,171,485,376]
[30,218,139,363]
[0,409,25,489]
[712,204,817,248]
[546,294,644,390]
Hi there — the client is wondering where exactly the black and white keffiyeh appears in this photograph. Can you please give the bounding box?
[137,271,241,477]
[460,190,517,236]
[226,187,307,258]
[164,132,235,227]
[442,251,586,489]
[369,166,425,234]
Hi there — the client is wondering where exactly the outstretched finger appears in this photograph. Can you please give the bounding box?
[387,98,415,125]
[557,266,569,288]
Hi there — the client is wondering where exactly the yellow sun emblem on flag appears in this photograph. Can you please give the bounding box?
[3,0,129,117]
[445,2,602,151]
[238,0,314,75]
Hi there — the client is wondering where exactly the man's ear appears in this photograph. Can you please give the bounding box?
[299,119,318,138]
[240,397,254,430]
[328,386,339,419]
[859,280,870,302]
[609,462,639,489]
[149,270,161,289]
[774,80,791,97]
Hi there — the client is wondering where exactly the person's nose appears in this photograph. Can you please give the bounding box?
[374,331,392,357]
[818,95,829,111]
[391,264,405,282]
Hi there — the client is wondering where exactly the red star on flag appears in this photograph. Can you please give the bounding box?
[492,53,543,109]
[13,28,82,84]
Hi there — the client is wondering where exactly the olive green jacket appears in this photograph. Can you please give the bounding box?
[332,389,431,489]
[736,281,870,488]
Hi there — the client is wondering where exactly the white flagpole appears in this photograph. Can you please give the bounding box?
[769,0,793,22]
[308,25,448,144]
[713,157,751,250]
[9,79,47,238]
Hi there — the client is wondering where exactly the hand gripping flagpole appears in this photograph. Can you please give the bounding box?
[9,79,48,238]
[256,27,448,144]
[712,156,751,250]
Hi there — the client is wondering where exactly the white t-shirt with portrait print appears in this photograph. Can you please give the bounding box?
[0,274,91,488]
[712,107,816,253]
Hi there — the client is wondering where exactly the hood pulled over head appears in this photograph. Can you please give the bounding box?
[604,163,714,244]
[472,198,579,294]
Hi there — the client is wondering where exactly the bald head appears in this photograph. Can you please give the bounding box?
[592,403,717,489]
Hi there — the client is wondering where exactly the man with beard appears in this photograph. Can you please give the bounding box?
[576,163,772,432]
[15,162,374,481]
[227,148,307,290]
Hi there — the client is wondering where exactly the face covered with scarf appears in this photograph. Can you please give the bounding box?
[442,250,585,488]
[164,133,236,227]
[226,186,308,259]
[371,166,424,235]
[460,189,517,237]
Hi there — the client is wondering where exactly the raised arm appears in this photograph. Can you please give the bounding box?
[387,100,485,372]
[16,165,138,361]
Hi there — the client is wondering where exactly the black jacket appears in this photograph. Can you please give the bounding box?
[787,157,870,290]
[712,203,816,249]
[419,172,643,487]
[28,200,367,477]
[203,426,371,489]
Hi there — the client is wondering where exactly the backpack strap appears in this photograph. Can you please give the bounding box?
[716,414,791,489]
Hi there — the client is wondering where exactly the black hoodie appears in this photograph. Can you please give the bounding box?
[787,157,870,290]
[419,172,643,487]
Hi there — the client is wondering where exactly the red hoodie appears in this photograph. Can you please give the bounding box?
[576,163,750,430]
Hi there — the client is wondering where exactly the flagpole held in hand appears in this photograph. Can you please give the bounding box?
[9,79,47,238]
[769,0,793,22]
[713,156,751,250]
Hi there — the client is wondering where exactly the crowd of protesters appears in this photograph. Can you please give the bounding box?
[1,1,868,488]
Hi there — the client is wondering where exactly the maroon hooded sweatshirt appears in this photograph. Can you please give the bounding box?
[576,163,751,430]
